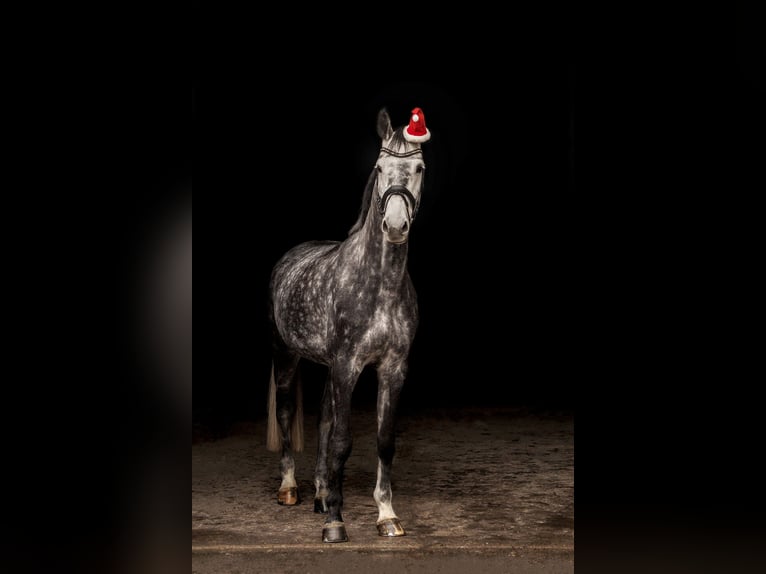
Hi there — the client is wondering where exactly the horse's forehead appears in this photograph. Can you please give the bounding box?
[385,132,422,152]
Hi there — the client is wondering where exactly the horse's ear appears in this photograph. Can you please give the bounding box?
[376,108,393,141]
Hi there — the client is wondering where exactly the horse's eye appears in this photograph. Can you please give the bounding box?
[416,165,424,173]
[376,165,382,173]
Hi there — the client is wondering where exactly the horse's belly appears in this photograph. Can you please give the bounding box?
[271,241,339,363]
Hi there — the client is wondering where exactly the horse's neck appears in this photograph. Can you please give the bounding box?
[347,203,409,289]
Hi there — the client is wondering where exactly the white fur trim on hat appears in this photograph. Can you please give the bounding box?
[403,127,431,143]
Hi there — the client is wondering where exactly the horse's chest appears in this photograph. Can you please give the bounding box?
[365,307,405,341]
[342,300,414,355]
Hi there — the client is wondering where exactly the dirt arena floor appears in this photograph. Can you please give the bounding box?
[192,407,573,573]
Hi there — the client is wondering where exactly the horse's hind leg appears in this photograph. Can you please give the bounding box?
[374,358,407,537]
[275,351,301,505]
[313,372,332,513]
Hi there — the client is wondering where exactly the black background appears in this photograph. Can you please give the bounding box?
[195,53,576,429]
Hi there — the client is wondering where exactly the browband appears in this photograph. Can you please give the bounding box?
[379,147,423,158]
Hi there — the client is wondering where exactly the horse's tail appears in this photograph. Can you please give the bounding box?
[292,370,304,452]
[266,362,304,452]
[266,363,280,451]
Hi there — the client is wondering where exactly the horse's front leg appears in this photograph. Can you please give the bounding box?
[313,372,332,514]
[374,357,407,537]
[322,361,360,543]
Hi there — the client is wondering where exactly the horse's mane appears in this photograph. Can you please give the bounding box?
[348,127,409,236]
[347,168,377,236]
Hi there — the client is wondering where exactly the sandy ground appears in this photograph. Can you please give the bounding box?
[192,407,573,573]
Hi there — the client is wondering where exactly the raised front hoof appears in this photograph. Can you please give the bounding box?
[377,518,406,537]
[322,521,349,543]
[277,487,300,506]
[314,498,328,514]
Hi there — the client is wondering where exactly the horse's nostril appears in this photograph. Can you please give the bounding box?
[382,220,389,233]
[401,220,409,233]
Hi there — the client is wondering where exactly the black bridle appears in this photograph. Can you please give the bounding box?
[376,185,419,221]
[375,146,423,221]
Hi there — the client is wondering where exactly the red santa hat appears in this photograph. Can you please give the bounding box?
[403,107,431,143]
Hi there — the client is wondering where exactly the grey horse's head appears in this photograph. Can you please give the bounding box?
[374,108,430,244]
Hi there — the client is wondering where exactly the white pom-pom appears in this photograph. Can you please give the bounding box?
[412,114,419,122]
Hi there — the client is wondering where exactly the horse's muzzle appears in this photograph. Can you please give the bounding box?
[380,186,413,244]
[382,217,409,243]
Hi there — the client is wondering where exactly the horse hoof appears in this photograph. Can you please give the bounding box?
[322,521,349,543]
[277,487,299,506]
[314,498,328,514]
[377,518,406,537]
